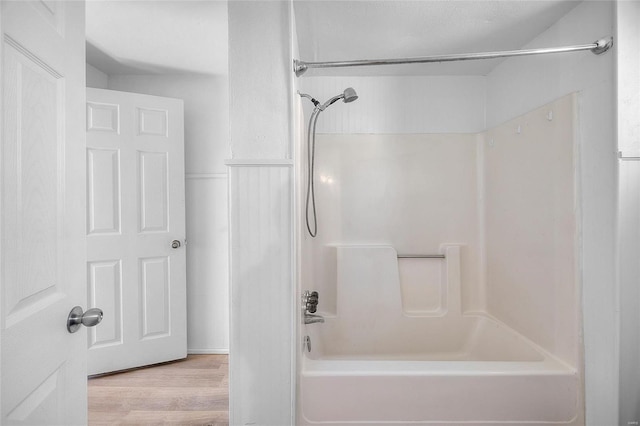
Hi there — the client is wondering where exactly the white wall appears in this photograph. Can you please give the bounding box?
[299,76,485,134]
[292,11,305,426]
[486,1,613,128]
[617,1,640,424]
[108,75,229,173]
[86,63,108,89]
[486,2,616,424]
[228,1,292,160]
[106,74,230,354]
[228,1,295,425]
[484,95,578,367]
[615,0,639,160]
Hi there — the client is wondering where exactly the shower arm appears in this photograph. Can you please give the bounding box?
[293,37,613,77]
[298,91,320,107]
[318,94,343,111]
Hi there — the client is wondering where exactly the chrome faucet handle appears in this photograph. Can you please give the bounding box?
[303,290,320,313]
[304,313,325,324]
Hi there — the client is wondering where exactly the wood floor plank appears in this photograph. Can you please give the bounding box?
[88,369,226,387]
[88,354,229,425]
[90,410,229,426]
[122,410,229,425]
[89,387,228,411]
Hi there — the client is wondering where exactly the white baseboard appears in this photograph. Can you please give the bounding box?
[188,348,229,355]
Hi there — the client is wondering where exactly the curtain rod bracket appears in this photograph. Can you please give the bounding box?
[591,37,613,55]
[294,59,308,77]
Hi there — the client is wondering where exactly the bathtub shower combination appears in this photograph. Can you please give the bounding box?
[301,247,577,423]
[297,91,586,424]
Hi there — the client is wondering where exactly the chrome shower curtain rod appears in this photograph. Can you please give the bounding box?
[293,36,613,77]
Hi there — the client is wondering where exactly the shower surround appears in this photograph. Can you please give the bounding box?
[298,94,581,424]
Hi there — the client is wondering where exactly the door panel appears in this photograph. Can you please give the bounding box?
[86,88,186,375]
[139,151,169,232]
[140,256,170,338]
[1,1,87,424]
[87,148,121,235]
[3,36,61,322]
[88,260,122,347]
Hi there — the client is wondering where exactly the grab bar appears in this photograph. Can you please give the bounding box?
[397,254,445,259]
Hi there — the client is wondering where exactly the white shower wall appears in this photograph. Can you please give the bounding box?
[299,75,486,134]
[307,133,483,315]
[303,94,579,366]
[486,1,616,422]
[484,94,578,367]
[299,75,488,317]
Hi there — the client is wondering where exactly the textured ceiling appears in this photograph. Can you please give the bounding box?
[86,0,581,77]
[86,0,227,75]
[294,0,581,76]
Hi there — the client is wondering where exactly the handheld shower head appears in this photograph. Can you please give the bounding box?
[300,87,358,237]
[342,87,358,103]
[319,87,359,110]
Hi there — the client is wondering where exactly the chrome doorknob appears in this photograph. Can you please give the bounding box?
[171,240,181,249]
[67,306,103,333]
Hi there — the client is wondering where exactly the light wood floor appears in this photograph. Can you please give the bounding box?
[88,354,229,425]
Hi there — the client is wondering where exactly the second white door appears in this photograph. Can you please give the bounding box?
[86,88,186,375]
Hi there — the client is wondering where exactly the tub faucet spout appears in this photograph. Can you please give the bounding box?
[304,313,325,324]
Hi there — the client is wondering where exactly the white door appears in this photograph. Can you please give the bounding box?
[86,88,186,375]
[1,1,88,424]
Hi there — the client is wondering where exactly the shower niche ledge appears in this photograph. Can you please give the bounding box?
[317,244,461,319]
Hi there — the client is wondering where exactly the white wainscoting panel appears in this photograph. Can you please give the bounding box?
[185,173,229,353]
[228,163,293,426]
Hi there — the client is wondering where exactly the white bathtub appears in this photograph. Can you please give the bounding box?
[299,245,580,424]
[300,315,579,425]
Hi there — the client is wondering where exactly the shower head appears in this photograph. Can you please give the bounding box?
[342,87,358,103]
[318,87,359,110]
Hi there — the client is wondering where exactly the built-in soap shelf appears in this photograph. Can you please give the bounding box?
[397,245,460,317]
[398,253,447,316]
[332,245,461,320]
